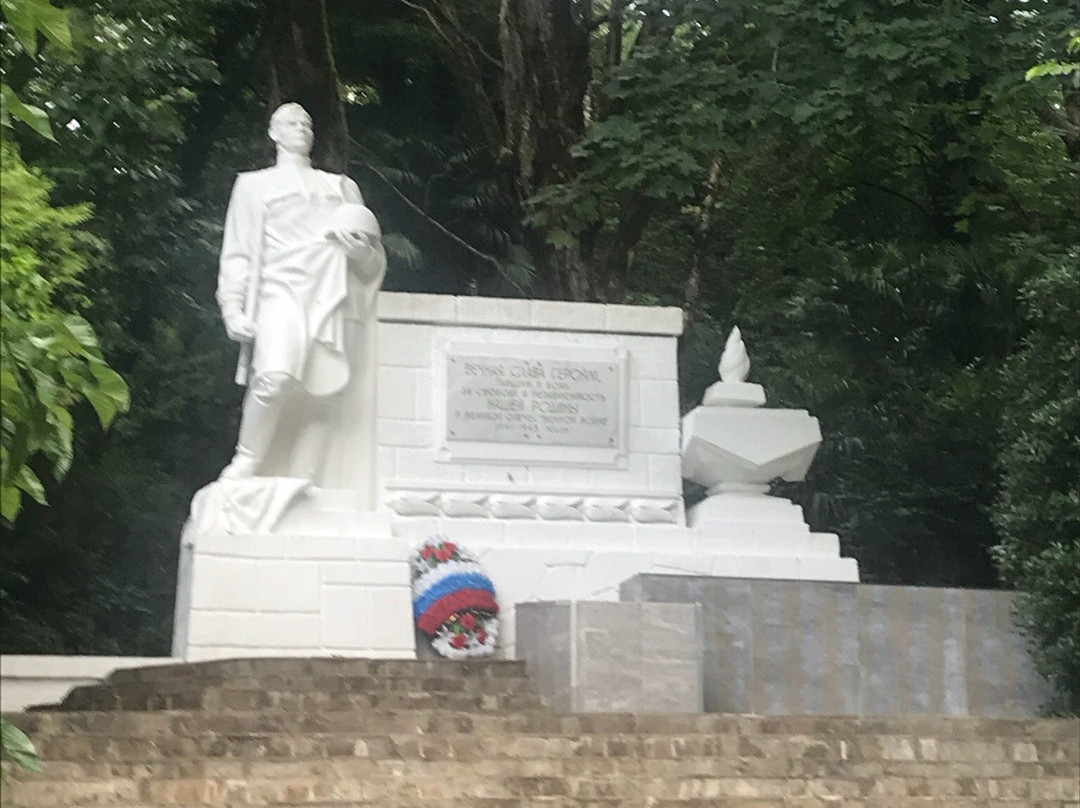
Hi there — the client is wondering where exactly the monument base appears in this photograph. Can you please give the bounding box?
[390,516,858,657]
[172,483,415,661]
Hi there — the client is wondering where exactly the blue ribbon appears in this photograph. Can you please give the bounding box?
[413,572,496,619]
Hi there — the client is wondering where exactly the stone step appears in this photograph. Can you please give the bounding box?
[4,708,565,742]
[3,762,1076,807]
[8,803,1068,808]
[99,671,539,694]
[8,708,1079,745]
[10,714,1077,782]
[56,684,547,713]
[104,656,529,684]
[64,672,541,706]
[40,657,542,713]
[27,804,1072,808]
[13,729,1079,774]
[4,730,1075,807]
[3,658,1074,808]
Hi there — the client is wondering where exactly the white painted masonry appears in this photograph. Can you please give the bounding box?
[373,294,858,658]
[377,294,684,518]
[170,294,857,661]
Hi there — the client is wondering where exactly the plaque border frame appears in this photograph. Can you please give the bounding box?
[434,341,630,468]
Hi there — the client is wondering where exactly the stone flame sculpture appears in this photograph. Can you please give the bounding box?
[682,327,824,542]
[718,325,751,383]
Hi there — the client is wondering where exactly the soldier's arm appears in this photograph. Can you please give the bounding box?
[217,176,256,342]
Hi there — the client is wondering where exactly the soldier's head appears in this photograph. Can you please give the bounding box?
[269,103,314,156]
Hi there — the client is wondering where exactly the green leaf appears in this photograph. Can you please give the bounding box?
[1,0,40,55]
[382,232,424,272]
[1,718,42,773]
[87,364,130,427]
[31,0,71,50]
[63,316,103,353]
[0,0,71,54]
[547,229,576,249]
[1025,61,1080,81]
[14,465,47,505]
[0,485,21,523]
[82,388,117,427]
[0,84,55,141]
[3,424,32,485]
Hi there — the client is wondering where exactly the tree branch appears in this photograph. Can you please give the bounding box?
[398,0,503,159]
[352,153,528,294]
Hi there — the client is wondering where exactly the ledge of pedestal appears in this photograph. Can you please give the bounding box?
[173,491,414,662]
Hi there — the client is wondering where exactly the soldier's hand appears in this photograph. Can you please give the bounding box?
[332,228,375,259]
[224,311,255,343]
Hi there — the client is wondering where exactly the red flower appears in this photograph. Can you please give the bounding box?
[435,547,452,562]
[450,633,467,649]
[443,541,457,553]
[476,628,487,644]
[460,613,477,630]
[420,545,434,560]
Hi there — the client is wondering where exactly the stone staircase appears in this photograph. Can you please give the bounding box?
[2,658,1077,807]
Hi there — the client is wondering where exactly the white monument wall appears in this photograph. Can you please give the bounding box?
[374,294,857,656]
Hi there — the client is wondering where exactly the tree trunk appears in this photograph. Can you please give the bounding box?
[683,155,724,316]
[179,2,260,193]
[259,0,349,173]
[500,0,594,299]
[405,0,665,302]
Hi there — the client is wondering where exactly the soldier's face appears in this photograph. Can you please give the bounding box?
[270,111,314,155]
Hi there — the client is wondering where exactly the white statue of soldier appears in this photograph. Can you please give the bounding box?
[216,102,385,503]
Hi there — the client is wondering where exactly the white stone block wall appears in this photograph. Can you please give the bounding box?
[375,293,684,517]
[175,511,415,661]
[373,294,858,659]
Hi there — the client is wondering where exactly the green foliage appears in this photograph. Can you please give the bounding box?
[0,0,71,139]
[1,0,246,654]
[1,0,70,54]
[0,307,129,521]
[0,139,96,314]
[992,256,1080,713]
[1,82,54,140]
[0,8,128,525]
[0,717,41,776]
[1026,31,1080,84]
[723,238,1015,585]
[622,0,1079,596]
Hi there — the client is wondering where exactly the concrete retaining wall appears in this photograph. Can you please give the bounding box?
[516,600,704,713]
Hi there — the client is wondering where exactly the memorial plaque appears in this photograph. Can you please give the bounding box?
[446,354,619,447]
[437,343,628,467]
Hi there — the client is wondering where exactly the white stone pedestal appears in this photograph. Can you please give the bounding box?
[172,485,415,661]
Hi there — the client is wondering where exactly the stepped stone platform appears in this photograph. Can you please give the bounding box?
[2,658,1077,807]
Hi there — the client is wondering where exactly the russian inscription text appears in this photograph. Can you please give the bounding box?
[446,354,619,448]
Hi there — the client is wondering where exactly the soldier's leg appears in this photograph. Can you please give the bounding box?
[220,372,295,479]
[287,392,342,482]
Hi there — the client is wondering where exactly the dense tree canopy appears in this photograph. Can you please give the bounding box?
[0,0,1076,706]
